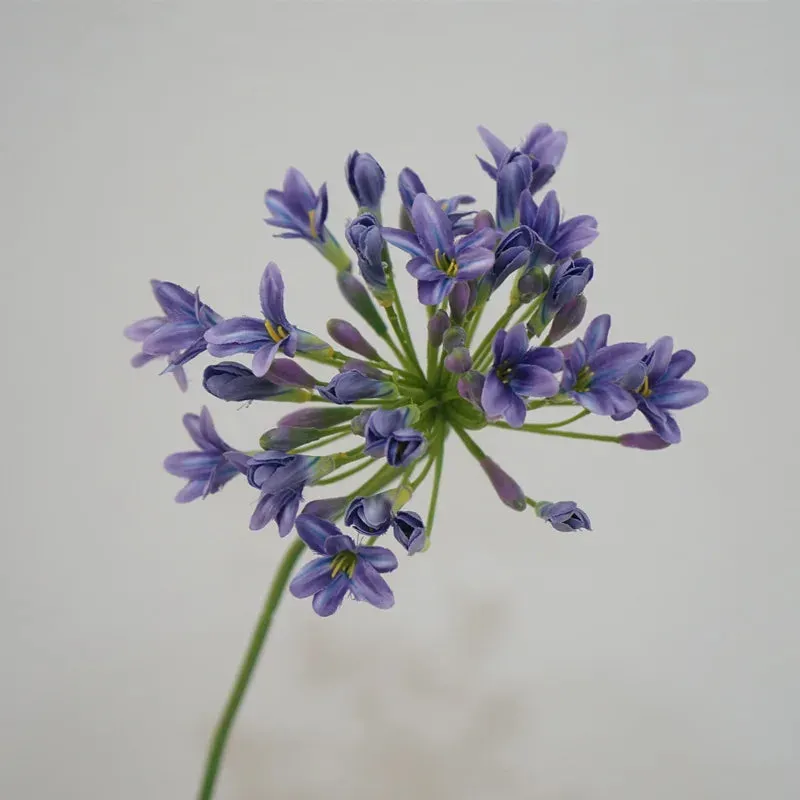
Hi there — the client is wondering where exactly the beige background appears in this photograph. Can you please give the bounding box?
[1,2,798,798]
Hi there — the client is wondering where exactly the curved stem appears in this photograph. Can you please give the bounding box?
[198,537,306,800]
[525,409,590,429]
[315,456,374,485]
[289,429,351,454]
[491,422,621,444]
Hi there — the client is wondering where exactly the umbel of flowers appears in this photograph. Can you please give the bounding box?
[125,125,708,798]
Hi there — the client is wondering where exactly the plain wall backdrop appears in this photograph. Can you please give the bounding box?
[1,2,798,799]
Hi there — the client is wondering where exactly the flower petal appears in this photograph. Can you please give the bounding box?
[504,394,527,427]
[142,321,201,355]
[295,514,339,554]
[645,336,673,383]
[520,346,563,372]
[583,314,610,355]
[481,370,513,417]
[501,323,529,364]
[259,262,290,328]
[175,480,206,503]
[411,193,455,258]
[381,227,425,258]
[124,316,165,342]
[312,573,350,616]
[290,557,334,598]
[358,546,399,573]
[477,125,511,166]
[510,364,560,398]
[417,277,453,306]
[350,561,394,610]
[251,341,279,378]
[406,257,442,281]
[590,343,646,380]
[204,317,268,346]
[663,349,696,381]
[454,247,494,280]
[649,379,708,410]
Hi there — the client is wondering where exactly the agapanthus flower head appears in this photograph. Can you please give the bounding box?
[383,193,497,305]
[264,168,350,269]
[124,280,221,390]
[364,408,427,466]
[204,263,327,377]
[482,324,563,427]
[477,123,568,196]
[289,514,398,616]
[536,501,592,532]
[346,151,386,217]
[616,337,708,444]
[397,167,476,235]
[202,362,312,403]
[163,407,242,503]
[560,315,645,417]
[518,191,598,263]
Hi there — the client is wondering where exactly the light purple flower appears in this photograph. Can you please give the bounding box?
[482,324,563,427]
[364,408,427,467]
[529,257,594,334]
[163,407,242,503]
[344,493,394,536]
[616,337,708,444]
[318,369,394,404]
[398,167,476,235]
[392,511,425,554]
[290,515,398,616]
[204,263,327,377]
[383,194,496,305]
[536,501,592,532]
[478,457,526,511]
[124,280,221,390]
[518,191,598,263]
[346,151,386,217]
[560,315,646,417]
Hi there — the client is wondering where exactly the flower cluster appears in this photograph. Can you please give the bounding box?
[126,122,708,620]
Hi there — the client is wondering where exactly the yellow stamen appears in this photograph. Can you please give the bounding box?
[307,209,317,239]
[433,249,459,277]
[330,551,356,579]
[264,320,287,343]
[638,375,652,397]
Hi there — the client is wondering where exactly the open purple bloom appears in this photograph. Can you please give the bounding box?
[290,515,398,616]
[364,408,427,466]
[392,511,425,554]
[346,151,386,217]
[163,407,242,503]
[383,193,496,305]
[243,451,332,535]
[616,337,709,444]
[477,123,568,195]
[204,263,327,378]
[398,167,475,235]
[345,213,389,299]
[536,501,592,532]
[560,315,645,416]
[345,493,394,536]
[518,191,598,263]
[318,369,394,404]
[264,168,350,269]
[482,324,563,427]
[125,280,222,390]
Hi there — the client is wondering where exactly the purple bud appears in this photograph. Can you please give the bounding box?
[345,151,386,215]
[449,282,470,324]
[427,310,451,348]
[345,493,394,535]
[203,362,310,403]
[266,357,318,389]
[326,318,381,361]
[457,370,485,409]
[474,210,495,230]
[442,326,466,353]
[336,270,388,338]
[619,432,671,451]
[479,457,526,511]
[536,501,592,532]
[302,496,349,520]
[393,511,425,554]
[518,266,547,303]
[545,294,587,345]
[350,408,374,436]
[318,370,395,404]
[444,346,472,374]
[277,406,361,429]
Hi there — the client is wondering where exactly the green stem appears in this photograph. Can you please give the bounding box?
[315,456,374,485]
[450,423,487,461]
[423,436,446,548]
[197,464,400,799]
[197,537,306,800]
[385,267,425,380]
[289,428,351,455]
[410,453,436,490]
[472,303,519,366]
[525,409,590,429]
[492,423,621,444]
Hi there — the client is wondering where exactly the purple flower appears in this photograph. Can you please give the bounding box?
[264,168,350,269]
[536,501,592,532]
[482,324,563,427]
[616,337,708,444]
[495,151,534,231]
[326,318,380,361]
[518,191,598,263]
[619,431,672,451]
[344,493,394,536]
[345,213,389,299]
[489,226,555,289]
[392,511,425,554]
[204,263,327,377]
[398,167,475,235]
[457,370,486,410]
[364,408,427,467]
[277,406,361,429]
[444,347,472,374]
[529,257,594,334]
[289,515,398,616]
[346,152,386,217]
[427,309,451,348]
[382,194,496,305]
[479,457,526,511]
[202,362,311,402]
[318,369,395,404]
[302,496,350,521]
[163,407,242,503]
[124,280,222,390]
[560,315,645,416]
[244,451,332,535]
[545,294,588,345]
[477,123,568,196]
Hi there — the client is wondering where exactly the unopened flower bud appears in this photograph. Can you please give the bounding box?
[449,282,470,324]
[479,457,526,511]
[442,326,466,353]
[444,347,472,374]
[619,432,671,451]
[336,270,388,337]
[326,318,381,361]
[427,310,450,348]
[544,294,587,345]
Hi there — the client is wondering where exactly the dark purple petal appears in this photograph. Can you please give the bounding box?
[510,364,560,398]
[481,371,513,417]
[295,514,339,554]
[519,346,564,372]
[645,336,673,384]
[534,191,560,242]
[501,323,529,364]
[251,341,280,377]
[311,573,350,616]
[266,358,317,388]
[411,194,455,257]
[142,321,202,355]
[476,155,498,179]
[323,534,357,556]
[151,280,197,317]
[398,167,427,211]
[276,493,301,537]
[491,329,506,365]
[496,157,532,230]
[477,125,511,166]
[640,400,682,444]
[590,343,647,380]
[504,394,527,427]
[282,167,317,212]
[163,451,219,479]
[583,315,610,355]
[350,561,394,610]
[455,227,498,253]
[175,480,206,504]
[289,557,334,598]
